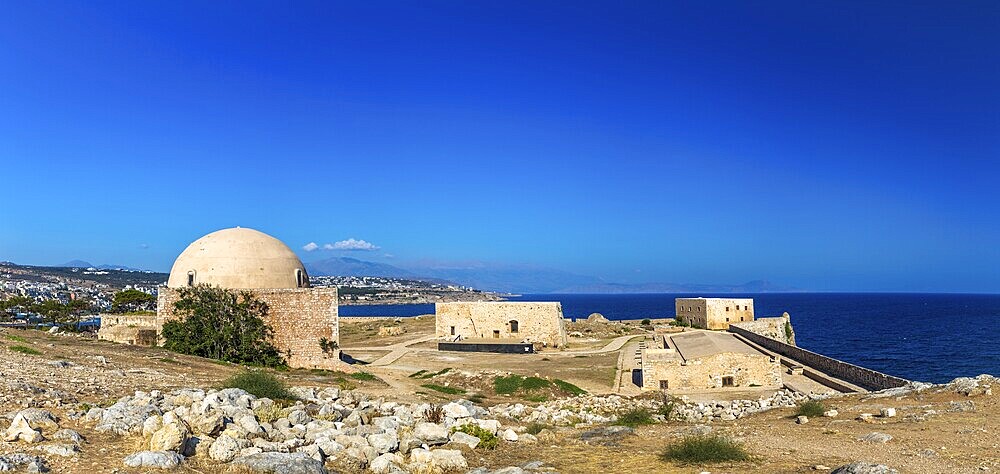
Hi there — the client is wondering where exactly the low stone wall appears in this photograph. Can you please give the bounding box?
[727,325,909,391]
[732,313,796,346]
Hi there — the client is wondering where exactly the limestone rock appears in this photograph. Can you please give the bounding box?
[858,413,876,423]
[858,432,893,443]
[880,408,896,418]
[51,429,83,445]
[413,422,449,445]
[208,434,246,462]
[4,414,44,443]
[37,443,78,457]
[368,431,399,454]
[450,431,481,448]
[370,452,406,474]
[431,449,468,470]
[122,451,183,469]
[15,409,59,433]
[502,428,519,442]
[230,452,329,474]
[796,416,809,424]
[823,410,839,418]
[579,425,634,446]
[830,462,898,474]
[442,402,471,419]
[149,417,190,452]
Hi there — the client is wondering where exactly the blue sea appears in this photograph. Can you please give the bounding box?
[339,293,1000,384]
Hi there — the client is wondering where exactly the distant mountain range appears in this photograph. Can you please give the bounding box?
[304,256,799,294]
[60,260,148,272]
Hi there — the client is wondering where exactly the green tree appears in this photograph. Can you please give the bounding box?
[111,289,156,313]
[161,285,285,367]
[65,298,91,330]
[31,299,68,326]
[0,296,34,322]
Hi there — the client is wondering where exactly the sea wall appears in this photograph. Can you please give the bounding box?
[732,313,796,346]
[727,325,909,391]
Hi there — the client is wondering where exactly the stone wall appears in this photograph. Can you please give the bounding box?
[676,298,754,330]
[732,313,796,345]
[641,350,782,391]
[157,287,341,370]
[727,325,909,391]
[435,302,567,347]
[98,313,159,346]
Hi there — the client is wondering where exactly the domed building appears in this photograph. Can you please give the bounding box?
[101,227,340,370]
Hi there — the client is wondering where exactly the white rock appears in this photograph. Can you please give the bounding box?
[442,402,471,419]
[413,422,449,445]
[880,408,896,418]
[123,451,182,469]
[502,428,519,441]
[450,431,481,449]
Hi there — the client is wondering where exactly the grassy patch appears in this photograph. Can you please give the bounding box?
[795,400,826,418]
[410,368,452,379]
[525,394,548,403]
[5,334,27,343]
[421,384,466,395]
[409,370,429,378]
[349,371,377,381]
[525,422,550,435]
[553,379,587,396]
[452,424,499,449]
[494,375,550,394]
[661,435,750,464]
[10,345,41,355]
[222,370,296,400]
[614,408,656,427]
[159,357,179,364]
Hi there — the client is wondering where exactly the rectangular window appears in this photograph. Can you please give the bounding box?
[722,376,734,387]
[450,326,456,336]
[659,380,669,390]
[725,306,729,311]
[726,317,730,322]
[493,330,500,338]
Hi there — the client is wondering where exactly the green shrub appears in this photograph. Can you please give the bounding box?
[5,334,27,343]
[409,370,429,378]
[657,400,675,419]
[553,379,587,396]
[223,370,295,400]
[661,435,750,464]
[9,345,41,355]
[614,408,655,427]
[421,384,466,395]
[525,394,548,403]
[785,321,793,341]
[522,376,551,390]
[493,375,525,394]
[253,404,285,423]
[452,424,499,449]
[795,400,826,418]
[641,318,652,326]
[162,285,285,367]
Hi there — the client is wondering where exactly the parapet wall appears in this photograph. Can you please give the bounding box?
[732,314,796,346]
[727,325,909,391]
[157,287,341,370]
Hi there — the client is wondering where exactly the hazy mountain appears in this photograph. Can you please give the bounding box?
[60,260,147,272]
[415,265,604,294]
[305,257,419,279]
[61,260,94,268]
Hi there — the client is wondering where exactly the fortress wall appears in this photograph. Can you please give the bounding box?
[676,298,754,330]
[157,287,341,370]
[727,325,909,391]
[732,314,796,345]
[436,302,567,347]
[641,351,781,391]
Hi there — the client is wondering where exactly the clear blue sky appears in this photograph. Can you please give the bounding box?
[1,1,998,292]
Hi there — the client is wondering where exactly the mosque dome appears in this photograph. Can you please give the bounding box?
[166,227,309,289]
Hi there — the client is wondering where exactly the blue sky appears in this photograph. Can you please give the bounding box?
[1,1,998,292]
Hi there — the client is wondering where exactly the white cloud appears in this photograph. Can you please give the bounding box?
[304,238,380,252]
[329,238,380,251]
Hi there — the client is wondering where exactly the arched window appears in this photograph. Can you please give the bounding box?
[295,269,304,288]
[509,320,519,333]
[187,271,196,287]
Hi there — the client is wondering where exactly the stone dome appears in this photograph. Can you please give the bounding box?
[166,227,309,289]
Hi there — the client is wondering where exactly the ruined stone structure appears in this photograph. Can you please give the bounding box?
[675,297,754,330]
[732,312,796,345]
[97,313,158,346]
[641,331,781,392]
[435,302,568,348]
[101,227,341,369]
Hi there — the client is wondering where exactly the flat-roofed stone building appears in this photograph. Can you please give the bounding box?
[435,301,568,348]
[641,330,781,392]
[100,227,341,369]
[675,297,754,330]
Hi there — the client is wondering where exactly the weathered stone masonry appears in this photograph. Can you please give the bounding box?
[436,302,568,348]
[157,287,340,370]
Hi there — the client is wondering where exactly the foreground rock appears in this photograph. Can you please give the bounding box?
[830,461,898,474]
[123,451,183,469]
[230,452,328,474]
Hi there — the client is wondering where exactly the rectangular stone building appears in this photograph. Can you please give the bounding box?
[156,287,340,370]
[675,297,754,330]
[435,301,568,348]
[641,331,781,392]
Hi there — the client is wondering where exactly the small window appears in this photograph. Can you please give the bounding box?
[450,326,456,336]
[726,317,730,322]
[509,320,519,333]
[744,305,748,311]
[725,306,729,312]
[722,376,734,387]
[659,380,669,390]
[295,269,304,288]
[187,271,195,287]
[740,317,744,321]
[493,330,500,339]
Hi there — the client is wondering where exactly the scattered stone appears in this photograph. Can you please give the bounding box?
[4,414,44,443]
[815,465,831,471]
[823,409,839,418]
[796,416,809,424]
[858,413,876,423]
[880,408,896,418]
[450,431,481,449]
[830,461,898,474]
[579,425,634,446]
[229,452,328,474]
[413,422,449,445]
[858,432,893,443]
[123,450,183,469]
[36,443,78,457]
[502,428,519,442]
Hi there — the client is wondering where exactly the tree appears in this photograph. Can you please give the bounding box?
[111,289,156,313]
[32,299,68,326]
[161,285,285,367]
[0,296,33,323]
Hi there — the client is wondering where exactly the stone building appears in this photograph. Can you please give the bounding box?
[641,330,781,392]
[99,227,341,370]
[97,313,158,346]
[435,301,568,348]
[675,297,754,330]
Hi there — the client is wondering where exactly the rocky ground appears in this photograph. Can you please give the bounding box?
[1,327,997,473]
